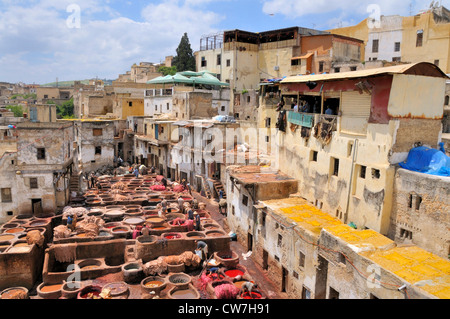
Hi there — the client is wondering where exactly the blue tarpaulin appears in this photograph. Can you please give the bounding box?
[399,145,450,177]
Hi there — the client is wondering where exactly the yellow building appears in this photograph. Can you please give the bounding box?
[329,6,450,73]
[118,95,145,120]
[401,7,450,73]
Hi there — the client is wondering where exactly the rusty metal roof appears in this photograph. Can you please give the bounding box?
[281,62,449,84]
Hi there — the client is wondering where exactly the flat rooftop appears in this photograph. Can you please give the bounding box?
[360,246,450,299]
[229,165,296,185]
[261,196,450,299]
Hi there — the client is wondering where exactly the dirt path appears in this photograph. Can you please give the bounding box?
[192,191,289,299]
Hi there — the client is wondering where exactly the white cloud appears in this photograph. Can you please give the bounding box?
[0,0,224,83]
[262,0,448,21]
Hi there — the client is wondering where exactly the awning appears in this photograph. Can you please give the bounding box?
[291,52,313,60]
[282,62,449,84]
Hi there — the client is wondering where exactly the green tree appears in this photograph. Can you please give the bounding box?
[6,105,24,117]
[158,66,177,76]
[172,33,196,72]
[57,98,74,118]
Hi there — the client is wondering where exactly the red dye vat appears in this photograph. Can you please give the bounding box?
[164,233,181,240]
[241,291,262,299]
[208,273,224,281]
[224,269,244,278]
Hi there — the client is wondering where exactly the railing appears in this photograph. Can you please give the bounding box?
[287,111,315,128]
[287,112,339,131]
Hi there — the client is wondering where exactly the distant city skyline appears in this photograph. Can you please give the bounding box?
[0,0,447,84]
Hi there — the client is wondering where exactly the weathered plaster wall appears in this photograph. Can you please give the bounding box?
[389,168,450,259]
[77,121,115,172]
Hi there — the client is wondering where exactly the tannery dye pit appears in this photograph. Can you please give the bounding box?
[0,172,272,301]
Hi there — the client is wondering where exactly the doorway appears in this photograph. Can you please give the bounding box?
[314,255,329,299]
[31,199,43,216]
[281,267,288,293]
[262,250,268,270]
[247,232,253,252]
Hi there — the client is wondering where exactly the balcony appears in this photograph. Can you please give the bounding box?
[288,111,338,127]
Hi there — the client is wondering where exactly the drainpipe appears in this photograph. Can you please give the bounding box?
[345,138,359,224]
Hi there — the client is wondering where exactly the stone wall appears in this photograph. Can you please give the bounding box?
[389,168,450,259]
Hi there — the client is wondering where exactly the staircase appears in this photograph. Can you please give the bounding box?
[196,175,212,199]
[68,173,80,199]
[212,179,227,200]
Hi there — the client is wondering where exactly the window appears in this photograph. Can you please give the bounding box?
[261,212,266,227]
[217,54,221,66]
[347,142,354,157]
[299,252,305,268]
[242,195,248,206]
[400,228,413,240]
[445,96,449,106]
[350,66,357,71]
[93,128,103,136]
[226,59,231,67]
[392,57,401,62]
[30,178,38,189]
[329,287,340,299]
[360,165,367,179]
[416,30,423,47]
[302,286,311,299]
[291,59,300,66]
[1,188,12,202]
[44,95,48,99]
[128,101,133,107]
[310,151,318,162]
[37,148,46,160]
[277,234,283,247]
[167,103,170,110]
[201,57,207,67]
[331,157,339,177]
[319,61,324,73]
[95,146,102,155]
[372,168,380,179]
[415,195,422,211]
[338,253,346,264]
[372,39,379,53]
[265,117,271,128]
[394,42,401,52]
[7,211,13,216]
[334,67,341,73]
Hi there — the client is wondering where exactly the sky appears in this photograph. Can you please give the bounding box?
[0,0,448,84]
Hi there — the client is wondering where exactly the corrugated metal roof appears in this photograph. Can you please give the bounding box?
[281,62,449,84]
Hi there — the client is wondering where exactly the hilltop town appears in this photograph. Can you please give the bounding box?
[0,4,449,301]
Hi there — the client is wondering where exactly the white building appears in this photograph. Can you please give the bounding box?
[366,15,404,62]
